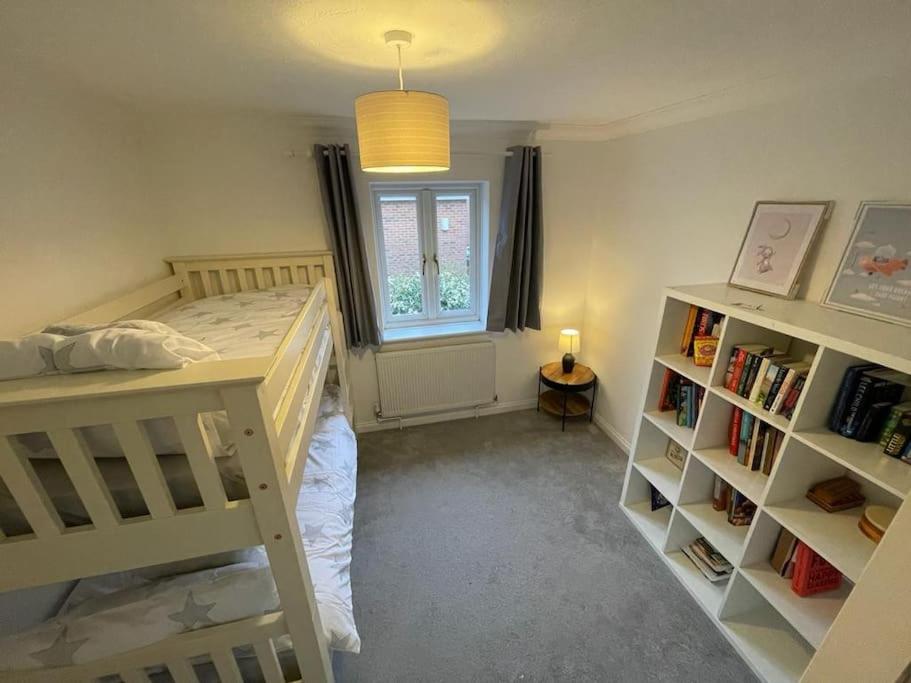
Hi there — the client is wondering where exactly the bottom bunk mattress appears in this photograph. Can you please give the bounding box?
[0,386,360,674]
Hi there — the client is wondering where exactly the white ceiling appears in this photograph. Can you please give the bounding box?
[4,1,911,130]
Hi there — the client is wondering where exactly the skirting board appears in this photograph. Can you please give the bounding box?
[356,398,634,456]
[593,412,631,455]
[355,399,538,433]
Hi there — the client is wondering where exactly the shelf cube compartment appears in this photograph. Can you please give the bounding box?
[621,466,673,552]
[764,438,901,583]
[790,346,911,500]
[664,510,729,614]
[720,572,815,683]
[631,415,687,504]
[677,456,754,564]
[739,510,853,650]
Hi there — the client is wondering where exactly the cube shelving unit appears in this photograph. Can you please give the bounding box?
[621,283,911,683]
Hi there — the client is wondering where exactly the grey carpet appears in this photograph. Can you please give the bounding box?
[333,410,755,682]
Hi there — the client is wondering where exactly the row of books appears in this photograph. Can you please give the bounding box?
[712,475,756,526]
[657,369,706,428]
[728,407,785,475]
[680,305,724,359]
[681,536,732,584]
[770,528,843,597]
[722,343,810,419]
[828,363,911,460]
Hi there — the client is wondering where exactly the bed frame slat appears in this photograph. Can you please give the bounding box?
[48,428,121,530]
[211,649,243,683]
[0,436,65,538]
[112,421,177,519]
[119,669,152,683]
[254,639,285,682]
[166,658,200,683]
[174,415,229,511]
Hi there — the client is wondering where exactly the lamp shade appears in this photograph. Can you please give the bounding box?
[354,90,450,173]
[559,328,581,354]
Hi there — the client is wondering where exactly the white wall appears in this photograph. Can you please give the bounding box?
[141,112,598,426]
[0,61,168,337]
[581,71,911,447]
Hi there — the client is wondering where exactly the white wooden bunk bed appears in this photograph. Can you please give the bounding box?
[0,252,353,683]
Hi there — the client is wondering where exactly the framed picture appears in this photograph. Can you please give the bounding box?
[729,201,833,299]
[824,202,911,326]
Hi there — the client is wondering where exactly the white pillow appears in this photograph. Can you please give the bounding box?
[0,333,63,381]
[51,328,219,373]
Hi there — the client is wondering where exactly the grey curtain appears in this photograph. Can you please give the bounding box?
[486,145,544,332]
[314,143,380,349]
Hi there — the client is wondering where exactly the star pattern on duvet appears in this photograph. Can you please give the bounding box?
[30,626,89,667]
[168,591,217,629]
[304,523,328,543]
[256,329,279,340]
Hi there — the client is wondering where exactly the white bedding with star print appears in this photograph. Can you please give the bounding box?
[0,386,360,672]
[155,284,313,359]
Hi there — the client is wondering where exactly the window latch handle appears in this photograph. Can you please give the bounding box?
[433,254,439,272]
[422,255,427,275]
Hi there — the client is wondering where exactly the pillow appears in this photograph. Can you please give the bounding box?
[51,328,219,373]
[0,333,63,381]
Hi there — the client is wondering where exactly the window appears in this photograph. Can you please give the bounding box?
[370,182,486,338]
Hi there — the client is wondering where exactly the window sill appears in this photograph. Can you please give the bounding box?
[381,320,487,344]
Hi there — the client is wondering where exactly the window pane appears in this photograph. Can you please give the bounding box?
[434,195,472,312]
[379,196,425,317]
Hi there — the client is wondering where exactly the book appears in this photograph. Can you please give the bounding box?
[727,344,771,392]
[748,356,774,403]
[879,403,911,447]
[722,348,739,388]
[681,543,732,583]
[884,414,911,458]
[828,363,878,431]
[764,360,807,411]
[746,419,763,470]
[769,365,809,415]
[737,353,759,397]
[737,412,754,465]
[690,537,733,573]
[650,485,671,511]
[729,407,743,456]
[657,369,680,412]
[755,358,789,406]
[781,375,807,420]
[677,381,693,427]
[856,401,894,442]
[728,490,756,526]
[665,440,687,470]
[769,527,798,576]
[693,336,718,367]
[762,429,784,475]
[680,305,700,355]
[712,475,731,511]
[750,422,767,471]
[841,370,908,438]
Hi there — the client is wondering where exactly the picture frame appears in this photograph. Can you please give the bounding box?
[823,202,911,327]
[729,201,834,299]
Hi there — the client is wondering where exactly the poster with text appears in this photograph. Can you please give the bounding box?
[825,203,911,326]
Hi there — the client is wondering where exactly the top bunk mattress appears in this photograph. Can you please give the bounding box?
[156,285,313,360]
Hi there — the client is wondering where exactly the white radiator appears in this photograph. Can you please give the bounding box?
[375,342,496,418]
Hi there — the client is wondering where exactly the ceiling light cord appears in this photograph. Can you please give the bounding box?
[396,44,405,91]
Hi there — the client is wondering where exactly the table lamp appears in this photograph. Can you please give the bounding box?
[559,329,580,373]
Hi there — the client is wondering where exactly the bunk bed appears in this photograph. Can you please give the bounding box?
[0,252,353,683]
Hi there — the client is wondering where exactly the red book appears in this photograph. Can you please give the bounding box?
[729,407,743,456]
[727,348,749,392]
[657,369,673,411]
[696,308,712,337]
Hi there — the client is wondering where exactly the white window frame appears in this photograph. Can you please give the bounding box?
[370,182,485,333]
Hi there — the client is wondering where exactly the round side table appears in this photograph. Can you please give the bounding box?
[537,362,597,431]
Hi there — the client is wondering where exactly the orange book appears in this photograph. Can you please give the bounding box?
[679,305,699,354]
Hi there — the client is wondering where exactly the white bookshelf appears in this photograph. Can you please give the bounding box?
[620,283,911,683]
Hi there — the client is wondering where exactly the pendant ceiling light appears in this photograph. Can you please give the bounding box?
[355,30,450,173]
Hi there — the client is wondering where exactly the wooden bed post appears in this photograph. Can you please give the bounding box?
[321,254,353,423]
[220,383,335,683]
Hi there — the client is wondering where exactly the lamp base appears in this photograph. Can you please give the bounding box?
[562,353,575,373]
